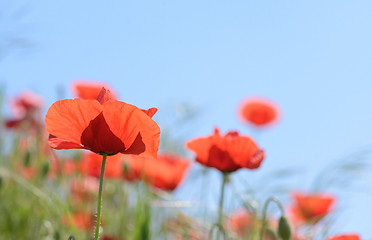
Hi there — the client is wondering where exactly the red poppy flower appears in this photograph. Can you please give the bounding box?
[5,91,43,129]
[229,209,254,237]
[186,128,264,172]
[11,91,43,115]
[123,153,191,191]
[72,81,116,100]
[326,234,360,240]
[45,87,160,156]
[144,153,191,191]
[79,151,124,179]
[290,192,335,225]
[239,97,279,128]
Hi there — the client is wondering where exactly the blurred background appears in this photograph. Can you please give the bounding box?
[1,0,372,238]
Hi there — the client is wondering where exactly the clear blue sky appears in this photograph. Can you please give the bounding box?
[2,0,372,237]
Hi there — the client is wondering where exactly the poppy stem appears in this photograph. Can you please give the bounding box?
[94,153,107,240]
[259,196,285,240]
[216,172,229,240]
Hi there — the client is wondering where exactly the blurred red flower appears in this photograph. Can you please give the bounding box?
[79,151,124,179]
[45,88,160,156]
[123,153,191,191]
[290,192,335,225]
[229,209,254,237]
[326,234,360,240]
[19,165,37,179]
[229,209,277,240]
[5,91,43,129]
[62,212,95,231]
[145,153,191,191]
[186,128,264,172]
[239,97,279,128]
[72,81,116,100]
[50,158,78,176]
[70,177,99,201]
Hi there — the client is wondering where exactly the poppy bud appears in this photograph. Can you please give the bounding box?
[277,216,291,240]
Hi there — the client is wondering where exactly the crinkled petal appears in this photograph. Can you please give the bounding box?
[96,88,115,104]
[48,134,83,150]
[45,99,103,145]
[102,100,160,157]
[227,136,263,169]
[142,108,157,118]
[186,137,212,165]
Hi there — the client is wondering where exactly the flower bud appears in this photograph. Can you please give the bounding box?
[278,216,291,240]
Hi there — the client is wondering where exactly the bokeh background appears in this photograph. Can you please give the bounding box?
[2,0,372,237]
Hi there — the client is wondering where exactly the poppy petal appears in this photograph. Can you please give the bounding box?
[122,133,145,155]
[102,100,160,157]
[45,99,103,146]
[227,136,263,169]
[48,134,83,149]
[186,137,212,165]
[96,88,115,104]
[80,112,125,154]
[142,108,158,118]
[72,81,115,100]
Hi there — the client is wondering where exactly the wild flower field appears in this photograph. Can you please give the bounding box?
[0,82,364,240]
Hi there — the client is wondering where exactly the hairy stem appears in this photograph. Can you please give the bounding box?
[94,154,107,240]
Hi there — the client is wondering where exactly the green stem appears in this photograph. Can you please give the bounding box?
[259,197,284,240]
[216,172,229,240]
[94,154,107,240]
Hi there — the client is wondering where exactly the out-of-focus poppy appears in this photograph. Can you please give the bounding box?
[19,165,37,179]
[62,212,95,231]
[10,91,43,116]
[72,81,157,118]
[124,153,191,191]
[45,88,160,157]
[72,81,116,100]
[79,151,124,179]
[239,97,279,128]
[229,209,254,237]
[326,234,360,240]
[70,177,99,201]
[229,209,277,240]
[290,192,335,225]
[186,128,264,172]
[144,153,190,191]
[50,157,78,176]
[5,91,43,129]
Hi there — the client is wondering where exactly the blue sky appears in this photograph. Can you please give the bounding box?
[2,0,372,237]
